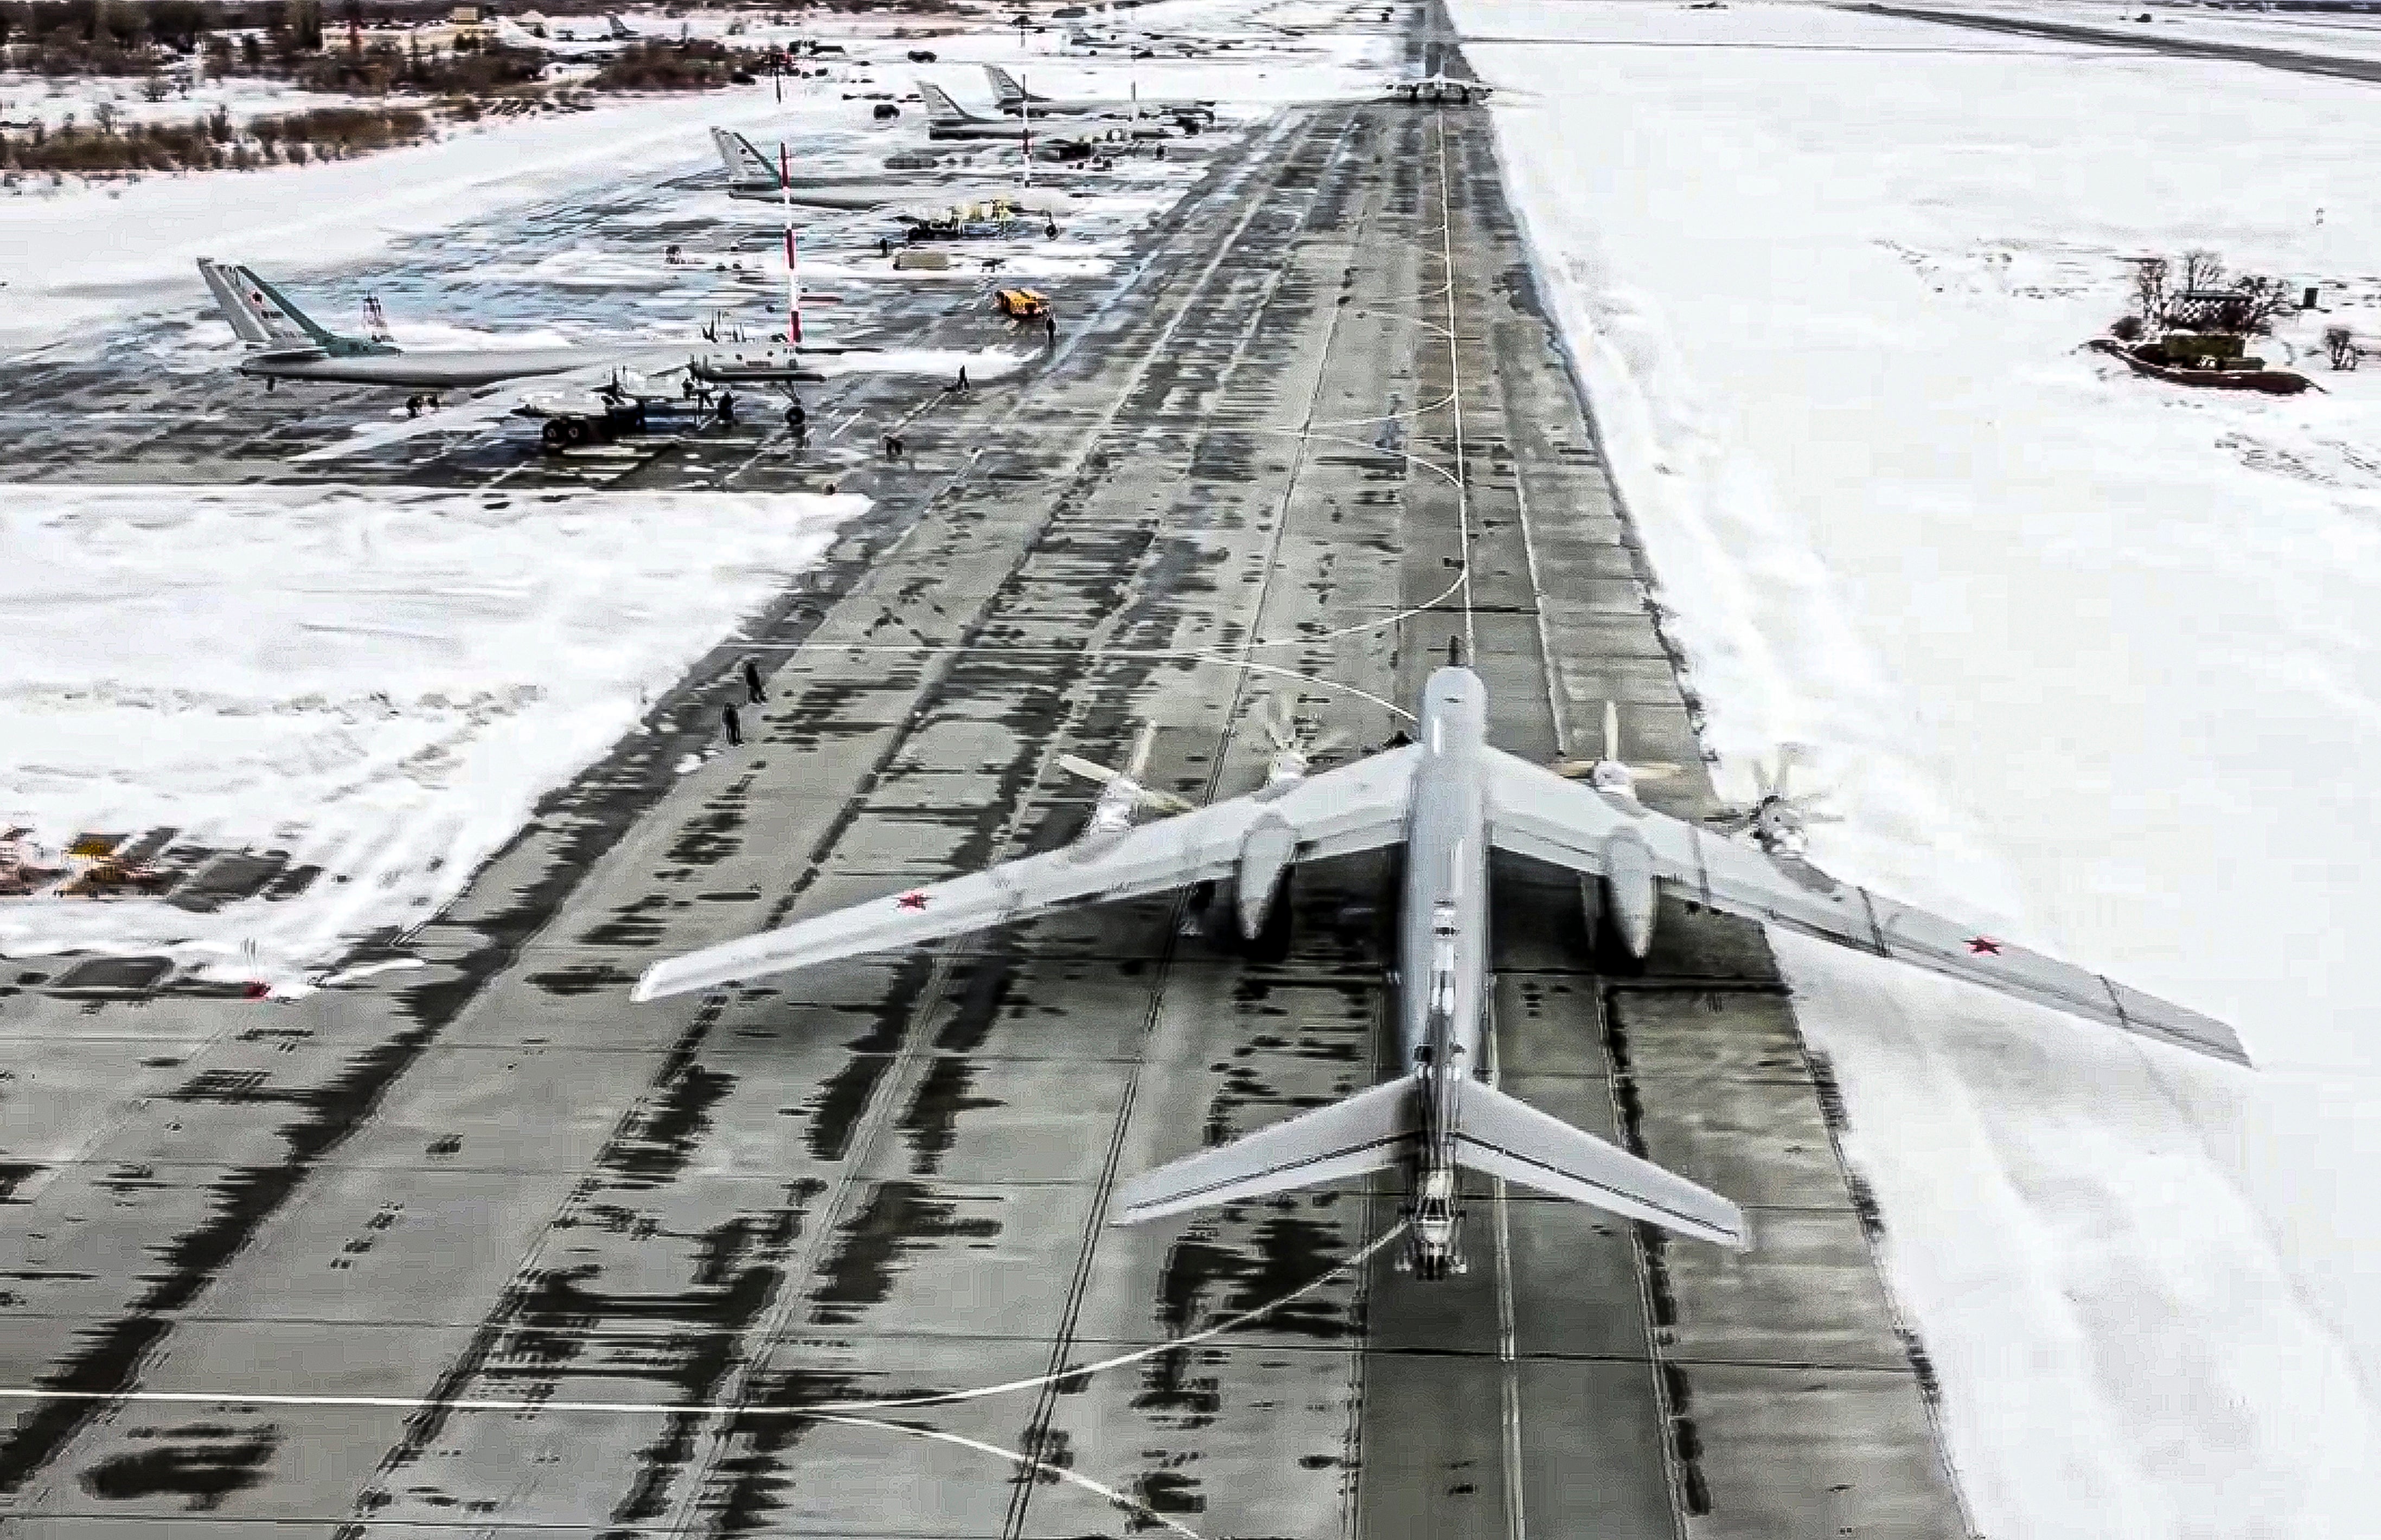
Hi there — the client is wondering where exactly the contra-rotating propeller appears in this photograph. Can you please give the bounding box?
[1549,701,1678,800]
[1058,721,1195,817]
[1707,744,1842,855]
[1256,695,1350,791]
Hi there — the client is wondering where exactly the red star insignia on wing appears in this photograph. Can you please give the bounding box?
[896,890,930,910]
[1966,935,2002,956]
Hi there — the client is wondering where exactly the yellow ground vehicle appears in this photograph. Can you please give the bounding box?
[992,287,1052,321]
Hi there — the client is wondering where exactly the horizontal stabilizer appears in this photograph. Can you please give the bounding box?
[1452,1079,1746,1248]
[1111,1078,1416,1224]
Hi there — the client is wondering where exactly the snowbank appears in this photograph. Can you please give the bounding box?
[0,484,862,986]
[1455,0,2381,1532]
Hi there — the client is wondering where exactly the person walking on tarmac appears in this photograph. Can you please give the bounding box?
[715,389,738,426]
[722,702,744,747]
[883,433,904,464]
[742,657,767,704]
[1044,311,1058,347]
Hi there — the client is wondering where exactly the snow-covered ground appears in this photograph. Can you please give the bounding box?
[1454,0,2381,1532]
[0,485,861,987]
[1895,0,2381,64]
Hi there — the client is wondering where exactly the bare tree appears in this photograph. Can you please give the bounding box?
[2326,326,2360,371]
[2179,248,2225,296]
[2228,274,2295,336]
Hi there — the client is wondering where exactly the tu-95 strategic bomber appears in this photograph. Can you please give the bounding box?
[635,644,2246,1280]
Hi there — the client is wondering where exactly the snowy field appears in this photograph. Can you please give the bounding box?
[0,485,860,987]
[1452,0,2381,1532]
[1897,0,2381,64]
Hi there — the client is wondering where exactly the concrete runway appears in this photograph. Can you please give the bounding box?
[0,40,1971,1539]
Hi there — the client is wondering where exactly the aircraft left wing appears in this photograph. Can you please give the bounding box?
[632,746,1421,1002]
[1482,748,2249,1066]
[289,351,691,465]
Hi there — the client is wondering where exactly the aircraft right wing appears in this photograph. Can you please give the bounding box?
[632,746,1421,1002]
[1482,748,2249,1066]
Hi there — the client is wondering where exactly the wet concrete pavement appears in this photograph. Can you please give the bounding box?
[0,34,1973,1540]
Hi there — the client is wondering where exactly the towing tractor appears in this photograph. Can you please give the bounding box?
[992,287,1052,322]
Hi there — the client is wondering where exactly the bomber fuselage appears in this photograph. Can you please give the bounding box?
[1397,665,1493,1275]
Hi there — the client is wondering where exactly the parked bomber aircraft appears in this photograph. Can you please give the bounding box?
[709,128,1073,218]
[633,653,2249,1279]
[982,63,1216,123]
[915,81,1095,150]
[199,258,844,458]
[199,258,609,390]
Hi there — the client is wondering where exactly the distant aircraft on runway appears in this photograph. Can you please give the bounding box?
[1385,70,1494,104]
[632,651,2251,1280]
[982,63,1216,124]
[492,13,634,60]
[709,127,1074,219]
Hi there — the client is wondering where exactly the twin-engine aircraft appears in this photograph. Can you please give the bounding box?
[633,655,2248,1280]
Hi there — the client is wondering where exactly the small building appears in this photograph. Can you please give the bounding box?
[2168,288,2257,333]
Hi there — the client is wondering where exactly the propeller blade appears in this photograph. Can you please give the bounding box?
[1705,811,1756,835]
[1056,753,1122,787]
[1124,721,1161,781]
[1260,696,1295,753]
[1602,700,1621,764]
[1136,786,1196,816]
[1627,762,1680,781]
[1751,759,1774,798]
[1310,727,1351,754]
[1548,759,1599,780]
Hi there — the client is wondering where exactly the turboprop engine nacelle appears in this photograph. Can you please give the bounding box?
[1237,813,1296,939]
[1603,830,1658,958]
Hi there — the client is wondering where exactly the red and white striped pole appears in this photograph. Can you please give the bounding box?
[779,143,802,347]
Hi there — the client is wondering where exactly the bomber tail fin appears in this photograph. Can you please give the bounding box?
[711,126,777,187]
[983,63,1027,107]
[226,264,345,348]
[1109,1075,1746,1248]
[916,80,975,123]
[1111,1079,1415,1224]
[197,258,316,349]
[1450,1080,1746,1247]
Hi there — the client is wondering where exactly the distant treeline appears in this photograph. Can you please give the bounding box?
[0,101,428,174]
[587,36,756,89]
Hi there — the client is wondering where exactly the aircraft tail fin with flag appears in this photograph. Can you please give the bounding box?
[228,263,345,348]
[1110,1076,1745,1248]
[710,126,777,186]
[197,258,327,350]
